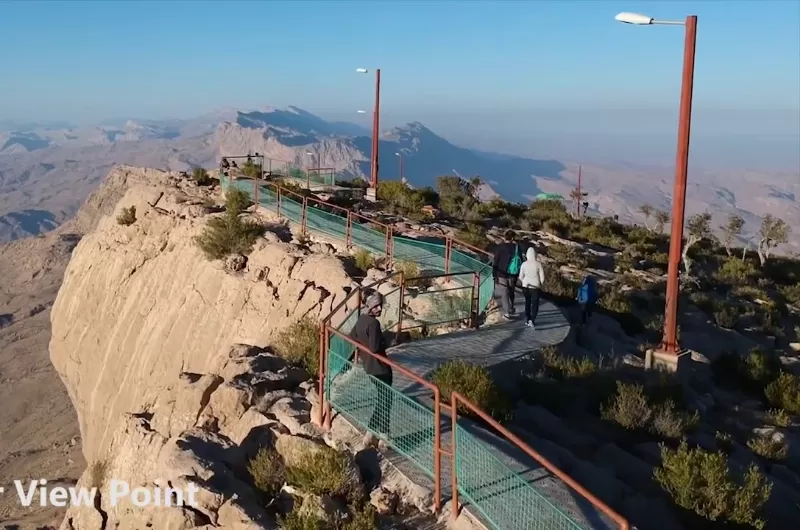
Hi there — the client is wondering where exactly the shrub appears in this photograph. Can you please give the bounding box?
[285,444,350,496]
[765,372,800,414]
[654,441,771,528]
[779,283,800,305]
[547,243,588,268]
[713,303,739,329]
[650,400,699,439]
[454,223,490,250]
[431,360,512,423]
[712,348,781,397]
[248,447,285,496]
[715,256,758,285]
[395,260,430,288]
[342,502,379,530]
[89,459,108,489]
[274,317,320,376]
[747,432,788,461]
[116,206,137,226]
[766,408,792,427]
[279,509,321,530]
[598,287,633,315]
[601,382,653,431]
[195,188,264,260]
[715,431,733,454]
[541,264,578,299]
[354,249,374,272]
[192,167,212,185]
[540,345,598,379]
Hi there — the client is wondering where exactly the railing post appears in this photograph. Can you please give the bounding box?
[385,227,393,263]
[445,238,452,283]
[302,197,308,233]
[471,272,479,328]
[450,393,459,521]
[277,186,282,217]
[346,211,353,249]
[433,387,442,513]
[253,179,259,209]
[356,288,362,317]
[322,327,333,430]
[315,323,326,427]
[397,271,405,335]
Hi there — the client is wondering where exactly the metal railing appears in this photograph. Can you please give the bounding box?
[219,174,630,530]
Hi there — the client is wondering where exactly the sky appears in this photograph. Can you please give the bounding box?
[1,0,799,169]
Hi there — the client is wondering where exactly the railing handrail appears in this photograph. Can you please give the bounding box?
[321,271,403,326]
[402,270,477,283]
[450,391,630,530]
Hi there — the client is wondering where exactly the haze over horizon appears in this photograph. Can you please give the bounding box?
[1,0,799,169]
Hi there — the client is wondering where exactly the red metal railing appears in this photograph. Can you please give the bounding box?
[322,326,447,511]
[450,392,629,530]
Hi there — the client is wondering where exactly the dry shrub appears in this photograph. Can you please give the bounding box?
[275,317,320,376]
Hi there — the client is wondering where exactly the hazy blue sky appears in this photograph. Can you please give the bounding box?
[1,0,798,168]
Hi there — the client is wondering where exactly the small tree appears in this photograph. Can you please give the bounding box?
[720,214,744,256]
[242,158,263,179]
[192,167,212,186]
[638,204,653,231]
[195,188,264,260]
[757,214,790,267]
[682,213,712,277]
[654,210,670,234]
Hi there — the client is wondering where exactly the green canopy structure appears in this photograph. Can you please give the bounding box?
[534,192,563,200]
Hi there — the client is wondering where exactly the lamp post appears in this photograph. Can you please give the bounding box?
[395,152,404,181]
[356,67,381,200]
[615,11,698,366]
[305,151,315,188]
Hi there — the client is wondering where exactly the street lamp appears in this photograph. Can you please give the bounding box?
[395,152,404,181]
[616,11,698,365]
[356,67,381,198]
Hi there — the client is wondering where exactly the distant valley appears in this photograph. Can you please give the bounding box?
[0,106,797,252]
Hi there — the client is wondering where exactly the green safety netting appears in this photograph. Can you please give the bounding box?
[219,175,586,530]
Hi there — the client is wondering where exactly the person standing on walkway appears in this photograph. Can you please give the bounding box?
[518,247,545,329]
[576,275,598,326]
[349,292,393,446]
[492,230,522,320]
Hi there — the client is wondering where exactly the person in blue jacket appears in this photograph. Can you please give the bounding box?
[576,275,598,326]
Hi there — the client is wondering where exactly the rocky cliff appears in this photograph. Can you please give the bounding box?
[47,167,382,528]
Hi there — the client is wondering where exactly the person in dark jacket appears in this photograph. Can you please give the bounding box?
[349,292,393,444]
[492,230,523,319]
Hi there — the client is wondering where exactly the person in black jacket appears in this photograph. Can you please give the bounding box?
[349,292,393,444]
[492,230,522,319]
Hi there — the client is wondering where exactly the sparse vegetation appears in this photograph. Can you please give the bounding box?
[747,432,788,461]
[248,447,285,496]
[601,381,697,439]
[354,249,374,272]
[765,372,800,414]
[89,459,108,489]
[766,408,792,427]
[195,187,264,260]
[431,360,512,423]
[655,441,772,529]
[430,290,473,323]
[274,317,321,376]
[116,205,137,226]
[192,167,212,185]
[285,445,351,496]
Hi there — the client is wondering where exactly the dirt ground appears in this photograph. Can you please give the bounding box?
[0,233,84,528]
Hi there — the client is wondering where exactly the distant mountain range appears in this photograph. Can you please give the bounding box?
[0,106,797,252]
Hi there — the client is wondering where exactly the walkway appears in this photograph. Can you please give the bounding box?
[222,177,619,530]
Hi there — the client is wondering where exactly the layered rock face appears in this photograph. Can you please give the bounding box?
[48,167,363,528]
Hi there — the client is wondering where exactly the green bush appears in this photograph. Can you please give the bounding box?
[195,188,264,260]
[541,264,578,299]
[715,256,758,285]
[274,317,320,376]
[341,502,379,530]
[285,444,351,496]
[248,447,285,496]
[601,382,653,430]
[540,345,598,379]
[712,348,781,396]
[650,400,699,439]
[241,158,262,179]
[395,260,430,288]
[765,372,800,414]
[655,441,771,528]
[454,223,490,250]
[766,408,792,427]
[747,432,788,461]
[354,249,374,271]
[116,206,137,226]
[779,283,800,305]
[713,304,740,329]
[279,509,321,530]
[546,243,588,268]
[431,360,512,423]
[192,167,212,185]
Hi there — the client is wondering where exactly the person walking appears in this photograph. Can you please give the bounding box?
[492,230,523,320]
[349,292,393,446]
[576,275,598,326]
[518,247,545,329]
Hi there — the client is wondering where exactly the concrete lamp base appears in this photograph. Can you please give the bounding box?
[645,349,692,373]
[364,187,377,202]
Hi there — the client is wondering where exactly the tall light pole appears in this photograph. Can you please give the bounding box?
[305,150,316,188]
[395,152,404,181]
[616,11,698,365]
[356,68,381,200]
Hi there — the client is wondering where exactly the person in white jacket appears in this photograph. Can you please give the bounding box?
[518,247,545,329]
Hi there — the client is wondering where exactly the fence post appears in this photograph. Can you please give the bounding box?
[356,288,362,317]
[346,211,353,249]
[450,393,459,521]
[253,179,259,209]
[302,197,308,233]
[397,271,405,335]
[315,323,326,427]
[471,272,479,328]
[433,387,442,512]
[277,186,282,217]
[445,238,452,283]
[322,327,333,430]
[385,227,393,263]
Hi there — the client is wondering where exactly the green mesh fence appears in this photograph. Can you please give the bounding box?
[306,206,349,240]
[326,350,437,477]
[455,425,585,530]
[286,167,335,186]
[393,236,449,276]
[404,285,474,328]
[351,221,387,255]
